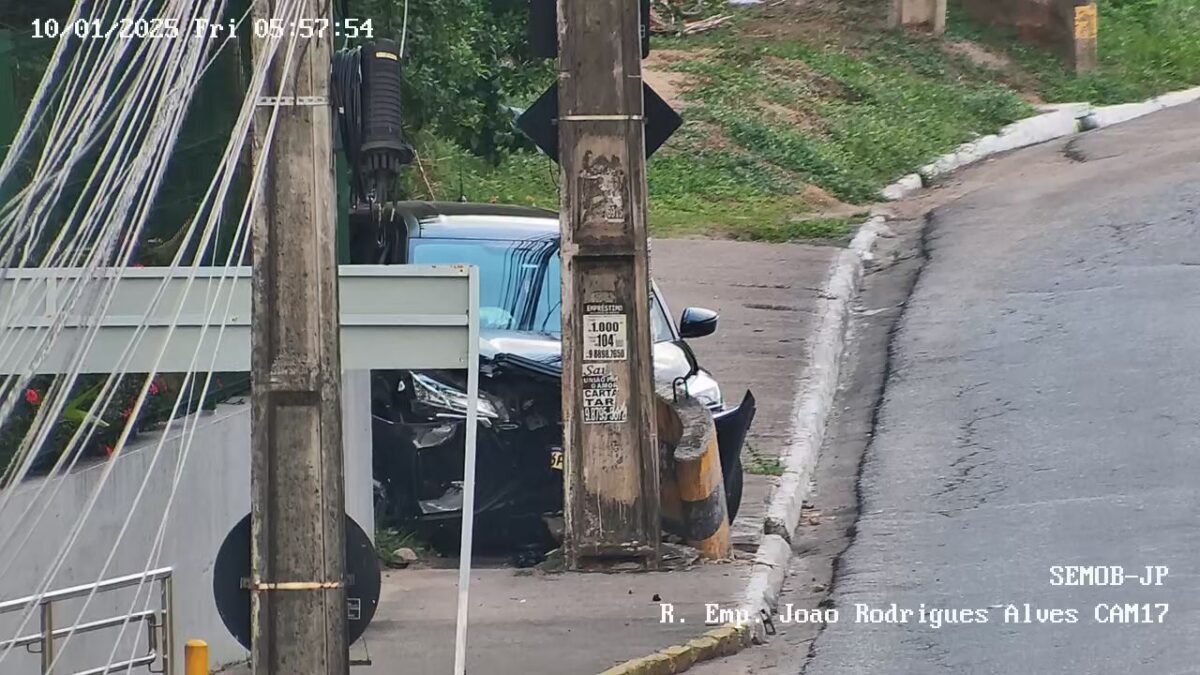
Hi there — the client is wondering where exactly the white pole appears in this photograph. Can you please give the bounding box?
[453,267,481,675]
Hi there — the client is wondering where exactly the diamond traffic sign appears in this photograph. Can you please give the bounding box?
[517,83,683,164]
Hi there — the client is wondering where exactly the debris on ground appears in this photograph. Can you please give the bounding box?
[387,547,419,569]
[650,1,735,35]
[537,542,705,573]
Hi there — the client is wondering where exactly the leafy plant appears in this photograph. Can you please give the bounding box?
[0,372,250,483]
[745,442,785,476]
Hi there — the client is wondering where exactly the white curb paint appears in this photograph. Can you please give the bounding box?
[1082,85,1200,129]
[916,105,1082,181]
[880,85,1200,201]
[881,173,923,201]
[737,216,887,639]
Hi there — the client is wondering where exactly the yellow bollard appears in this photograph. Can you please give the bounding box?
[669,397,732,560]
[185,639,209,675]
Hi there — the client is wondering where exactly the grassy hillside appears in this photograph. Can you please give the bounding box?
[408,0,1200,243]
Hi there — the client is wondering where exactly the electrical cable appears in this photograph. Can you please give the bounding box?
[39,4,313,669]
[0,0,308,665]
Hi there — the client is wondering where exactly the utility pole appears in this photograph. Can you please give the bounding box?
[248,0,348,673]
[558,0,661,570]
[889,0,946,34]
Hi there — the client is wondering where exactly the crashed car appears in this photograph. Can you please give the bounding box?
[355,202,755,549]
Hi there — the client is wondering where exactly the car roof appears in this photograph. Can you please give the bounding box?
[395,201,559,240]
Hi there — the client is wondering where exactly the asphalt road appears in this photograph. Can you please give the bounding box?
[699,103,1200,675]
[810,104,1200,674]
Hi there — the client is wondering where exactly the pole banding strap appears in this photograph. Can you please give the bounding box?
[559,114,644,122]
[242,580,344,592]
[256,96,330,107]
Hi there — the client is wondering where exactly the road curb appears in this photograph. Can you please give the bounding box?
[881,84,1200,201]
[597,624,753,675]
[595,217,888,675]
[1081,85,1200,130]
[738,217,886,640]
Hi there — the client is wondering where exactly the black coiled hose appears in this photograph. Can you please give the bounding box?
[332,47,366,203]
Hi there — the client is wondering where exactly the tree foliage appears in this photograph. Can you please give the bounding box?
[352,0,553,163]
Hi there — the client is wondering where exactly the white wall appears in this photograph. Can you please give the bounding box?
[0,372,374,673]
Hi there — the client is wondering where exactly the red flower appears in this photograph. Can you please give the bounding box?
[24,389,40,405]
[103,445,115,456]
[149,381,159,396]
[120,408,133,420]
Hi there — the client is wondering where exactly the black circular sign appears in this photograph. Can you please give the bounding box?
[213,513,381,649]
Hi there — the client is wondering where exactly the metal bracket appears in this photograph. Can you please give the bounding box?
[256,96,330,107]
[760,609,777,636]
[672,376,689,402]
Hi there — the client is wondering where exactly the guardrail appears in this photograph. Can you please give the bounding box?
[0,568,174,675]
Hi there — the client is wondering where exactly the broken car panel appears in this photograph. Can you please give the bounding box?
[354,202,755,549]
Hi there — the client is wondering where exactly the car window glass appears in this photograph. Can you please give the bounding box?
[650,293,673,343]
[410,237,556,331]
[411,236,674,342]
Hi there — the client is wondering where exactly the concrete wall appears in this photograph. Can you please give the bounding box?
[0,372,374,673]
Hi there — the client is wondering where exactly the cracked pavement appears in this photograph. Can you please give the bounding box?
[699,102,1200,674]
[808,103,1200,675]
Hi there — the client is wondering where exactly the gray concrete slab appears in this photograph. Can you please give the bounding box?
[652,239,841,462]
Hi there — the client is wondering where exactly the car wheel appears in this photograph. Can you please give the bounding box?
[724,452,744,523]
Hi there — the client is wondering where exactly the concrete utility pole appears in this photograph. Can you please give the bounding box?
[558,0,661,570]
[889,0,946,34]
[248,1,348,673]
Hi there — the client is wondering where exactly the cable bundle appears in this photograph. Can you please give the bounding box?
[0,0,318,670]
[332,46,367,204]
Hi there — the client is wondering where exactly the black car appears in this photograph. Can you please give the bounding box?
[353,202,756,549]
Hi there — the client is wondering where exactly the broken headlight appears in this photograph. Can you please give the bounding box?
[687,370,724,412]
[410,372,502,420]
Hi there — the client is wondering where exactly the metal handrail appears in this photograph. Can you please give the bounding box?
[2,610,158,650]
[0,568,173,614]
[74,653,157,675]
[0,568,174,675]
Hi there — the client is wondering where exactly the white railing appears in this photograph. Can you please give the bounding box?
[0,568,174,675]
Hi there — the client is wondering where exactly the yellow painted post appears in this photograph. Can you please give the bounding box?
[669,398,731,560]
[184,639,208,675]
[1070,1,1099,73]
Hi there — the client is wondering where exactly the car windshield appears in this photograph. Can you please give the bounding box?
[409,236,674,341]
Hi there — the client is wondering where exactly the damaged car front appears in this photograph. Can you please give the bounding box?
[366,206,755,550]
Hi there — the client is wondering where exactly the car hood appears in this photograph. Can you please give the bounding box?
[479,329,693,382]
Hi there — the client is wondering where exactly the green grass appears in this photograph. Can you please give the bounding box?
[375,526,430,566]
[666,27,1031,204]
[408,0,1198,243]
[745,442,786,476]
[946,0,1200,104]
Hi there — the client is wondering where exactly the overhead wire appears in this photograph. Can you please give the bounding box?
[11,3,314,670]
[0,0,307,665]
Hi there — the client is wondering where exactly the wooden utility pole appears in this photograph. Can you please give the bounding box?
[558,0,661,570]
[248,1,348,673]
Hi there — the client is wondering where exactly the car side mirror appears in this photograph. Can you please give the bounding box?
[679,307,718,339]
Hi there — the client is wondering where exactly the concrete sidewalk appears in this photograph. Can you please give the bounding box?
[653,239,840,550]
[219,238,842,675]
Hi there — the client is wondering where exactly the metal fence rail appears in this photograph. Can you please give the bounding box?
[0,568,174,675]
